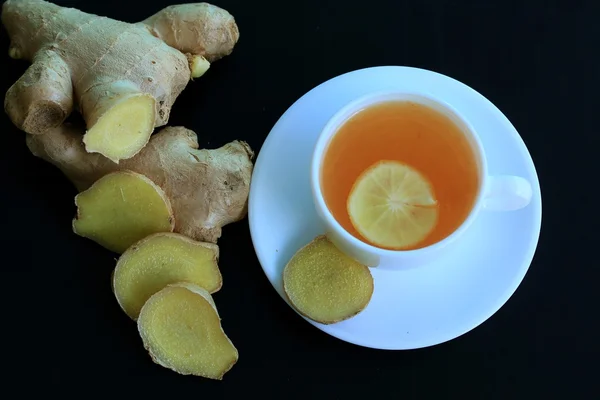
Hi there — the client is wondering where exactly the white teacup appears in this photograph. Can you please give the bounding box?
[310,91,532,269]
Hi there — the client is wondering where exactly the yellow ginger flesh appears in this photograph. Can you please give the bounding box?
[113,232,222,320]
[138,283,238,380]
[73,171,174,253]
[283,235,374,324]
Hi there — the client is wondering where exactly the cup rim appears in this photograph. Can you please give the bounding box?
[310,89,489,257]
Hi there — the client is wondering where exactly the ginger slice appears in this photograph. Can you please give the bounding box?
[73,171,174,253]
[82,93,156,163]
[138,282,238,380]
[113,232,222,320]
[283,235,374,324]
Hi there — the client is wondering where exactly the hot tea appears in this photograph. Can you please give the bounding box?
[320,100,480,250]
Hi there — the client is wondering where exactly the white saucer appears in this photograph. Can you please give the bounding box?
[248,66,542,350]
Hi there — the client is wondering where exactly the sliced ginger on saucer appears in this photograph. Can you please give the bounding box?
[137,282,238,380]
[347,160,439,250]
[283,235,374,324]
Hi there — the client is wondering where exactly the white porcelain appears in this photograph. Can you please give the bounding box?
[311,90,533,269]
[248,66,542,350]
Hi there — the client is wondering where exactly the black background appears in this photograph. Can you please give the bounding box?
[1,0,597,397]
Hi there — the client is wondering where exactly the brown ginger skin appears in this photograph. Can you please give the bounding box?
[2,0,239,161]
[143,3,240,63]
[26,125,254,243]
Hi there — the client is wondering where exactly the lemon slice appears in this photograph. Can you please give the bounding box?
[347,160,439,249]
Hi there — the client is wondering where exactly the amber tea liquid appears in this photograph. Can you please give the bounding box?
[320,100,480,250]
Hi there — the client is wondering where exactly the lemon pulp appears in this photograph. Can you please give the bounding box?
[347,160,439,249]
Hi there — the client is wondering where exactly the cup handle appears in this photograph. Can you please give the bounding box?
[483,175,533,211]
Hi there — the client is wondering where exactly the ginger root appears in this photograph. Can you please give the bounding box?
[73,171,174,253]
[283,235,374,324]
[27,124,254,244]
[2,0,239,162]
[138,282,238,380]
[113,232,222,320]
